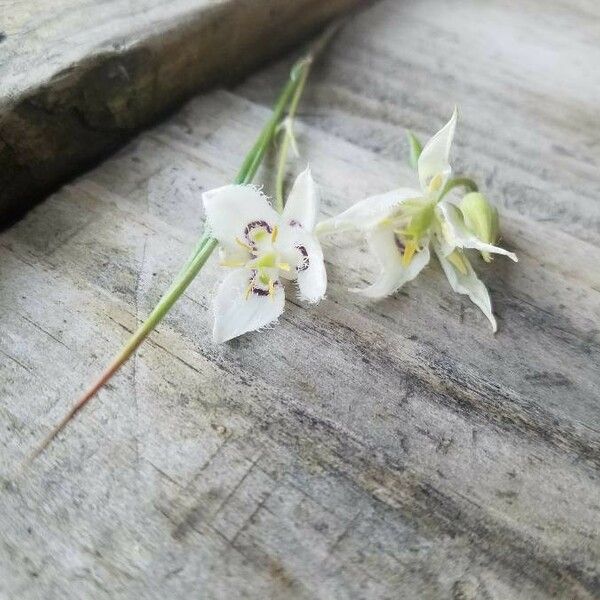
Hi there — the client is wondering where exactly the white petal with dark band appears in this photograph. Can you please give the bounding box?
[352,227,431,298]
[203,185,278,251]
[418,108,457,192]
[275,225,327,301]
[295,232,327,302]
[316,188,421,236]
[282,167,319,231]
[212,268,285,343]
[438,201,518,261]
[433,240,497,332]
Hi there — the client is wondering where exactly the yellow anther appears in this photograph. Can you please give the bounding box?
[220,258,246,268]
[271,225,279,244]
[268,278,275,299]
[278,262,291,272]
[236,237,254,253]
[447,249,469,275]
[402,239,418,266]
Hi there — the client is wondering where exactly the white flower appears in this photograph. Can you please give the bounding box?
[316,109,517,332]
[203,168,327,343]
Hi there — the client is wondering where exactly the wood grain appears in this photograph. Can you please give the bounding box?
[1,0,599,598]
[0,0,360,224]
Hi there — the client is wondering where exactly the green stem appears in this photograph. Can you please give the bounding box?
[25,237,219,465]
[26,24,339,465]
[274,59,311,211]
[274,20,341,211]
[439,176,478,201]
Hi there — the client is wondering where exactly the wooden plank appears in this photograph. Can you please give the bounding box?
[0,0,361,224]
[1,0,599,598]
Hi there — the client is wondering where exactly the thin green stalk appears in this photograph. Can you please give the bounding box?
[274,20,341,211]
[274,59,310,211]
[439,176,478,201]
[26,24,340,465]
[25,237,219,464]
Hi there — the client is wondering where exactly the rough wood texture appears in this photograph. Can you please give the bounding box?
[1,0,600,598]
[0,0,360,224]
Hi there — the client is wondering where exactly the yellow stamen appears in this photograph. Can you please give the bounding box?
[220,258,246,268]
[402,239,418,266]
[236,237,253,253]
[447,249,469,275]
[268,278,275,299]
[278,262,291,272]
[271,225,279,244]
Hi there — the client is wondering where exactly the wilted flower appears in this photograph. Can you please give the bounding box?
[316,109,517,331]
[203,168,326,342]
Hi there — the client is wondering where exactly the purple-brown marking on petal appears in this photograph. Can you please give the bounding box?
[394,234,405,253]
[248,269,278,296]
[296,244,309,272]
[252,287,271,296]
[244,220,273,247]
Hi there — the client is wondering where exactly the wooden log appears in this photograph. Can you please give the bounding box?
[0,0,361,224]
[1,0,599,598]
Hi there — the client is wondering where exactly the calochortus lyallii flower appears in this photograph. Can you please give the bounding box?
[203,168,326,342]
[316,108,517,331]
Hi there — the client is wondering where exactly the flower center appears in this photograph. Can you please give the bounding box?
[385,199,435,266]
[220,223,292,301]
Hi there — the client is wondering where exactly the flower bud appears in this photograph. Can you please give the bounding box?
[459,192,499,262]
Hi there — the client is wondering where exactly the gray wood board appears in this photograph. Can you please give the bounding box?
[1,0,599,598]
[0,0,361,223]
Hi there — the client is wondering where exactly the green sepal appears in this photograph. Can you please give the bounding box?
[406,131,423,171]
[405,202,435,240]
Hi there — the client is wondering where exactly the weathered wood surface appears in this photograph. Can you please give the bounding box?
[1,0,600,598]
[0,0,360,224]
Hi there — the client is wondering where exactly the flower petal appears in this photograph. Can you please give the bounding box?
[315,188,421,236]
[296,234,327,303]
[432,240,497,332]
[438,201,518,261]
[418,107,458,193]
[282,167,319,231]
[353,227,431,298]
[275,226,327,302]
[203,184,279,251]
[213,268,285,343]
